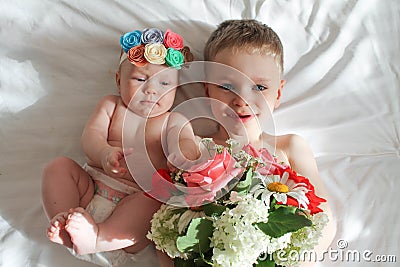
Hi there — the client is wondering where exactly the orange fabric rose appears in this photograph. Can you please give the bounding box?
[127,44,147,67]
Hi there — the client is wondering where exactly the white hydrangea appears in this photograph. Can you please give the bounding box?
[210,193,270,267]
[291,212,328,250]
[273,212,329,266]
[146,204,189,259]
[267,232,292,254]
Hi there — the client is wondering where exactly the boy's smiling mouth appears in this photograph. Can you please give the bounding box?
[227,112,256,123]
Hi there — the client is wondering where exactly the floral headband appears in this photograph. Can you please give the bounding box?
[119,28,194,69]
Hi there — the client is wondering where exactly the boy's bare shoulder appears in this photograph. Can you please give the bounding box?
[263,133,313,162]
[275,133,309,151]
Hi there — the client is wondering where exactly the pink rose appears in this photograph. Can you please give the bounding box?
[182,149,243,206]
[163,29,184,50]
[242,144,286,175]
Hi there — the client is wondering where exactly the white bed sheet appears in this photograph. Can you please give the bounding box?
[1,0,399,266]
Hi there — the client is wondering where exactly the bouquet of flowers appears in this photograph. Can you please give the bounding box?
[146,139,328,267]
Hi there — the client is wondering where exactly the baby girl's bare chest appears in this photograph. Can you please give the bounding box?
[107,106,166,150]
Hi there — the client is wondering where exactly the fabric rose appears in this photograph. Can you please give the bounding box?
[163,29,184,50]
[144,43,167,65]
[182,148,244,206]
[120,30,142,52]
[179,46,194,63]
[127,44,147,67]
[243,143,286,175]
[278,167,326,215]
[141,28,164,44]
[145,169,177,201]
[165,48,184,69]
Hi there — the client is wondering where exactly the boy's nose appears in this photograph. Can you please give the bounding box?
[232,92,248,107]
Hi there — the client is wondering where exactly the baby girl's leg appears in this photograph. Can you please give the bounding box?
[42,157,94,247]
[119,193,162,254]
[65,191,161,254]
[65,207,98,255]
[47,211,71,247]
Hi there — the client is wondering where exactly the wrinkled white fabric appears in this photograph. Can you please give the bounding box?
[0,1,399,267]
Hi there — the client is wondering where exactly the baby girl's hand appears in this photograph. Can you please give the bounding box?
[100,147,129,177]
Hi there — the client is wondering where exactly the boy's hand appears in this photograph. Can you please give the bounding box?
[167,152,197,172]
[100,147,129,177]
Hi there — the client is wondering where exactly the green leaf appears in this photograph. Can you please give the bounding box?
[174,257,212,267]
[174,258,195,267]
[199,249,213,266]
[256,206,312,238]
[203,203,227,217]
[234,167,253,193]
[194,256,213,266]
[176,218,214,253]
[273,204,298,214]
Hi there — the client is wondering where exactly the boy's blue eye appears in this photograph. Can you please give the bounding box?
[160,81,169,86]
[253,84,268,91]
[135,78,146,82]
[218,83,234,91]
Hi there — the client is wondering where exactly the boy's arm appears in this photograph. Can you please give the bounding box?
[165,112,200,170]
[283,134,336,267]
[81,95,126,176]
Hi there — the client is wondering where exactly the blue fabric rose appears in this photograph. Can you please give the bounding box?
[141,28,164,44]
[120,30,142,52]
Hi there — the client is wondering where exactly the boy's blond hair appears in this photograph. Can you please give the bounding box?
[204,19,284,74]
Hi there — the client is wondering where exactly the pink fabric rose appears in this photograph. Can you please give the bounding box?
[182,149,243,206]
[163,29,184,50]
[242,144,286,175]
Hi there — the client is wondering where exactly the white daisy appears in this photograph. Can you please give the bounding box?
[250,171,309,209]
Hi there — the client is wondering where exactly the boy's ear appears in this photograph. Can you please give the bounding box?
[274,79,286,109]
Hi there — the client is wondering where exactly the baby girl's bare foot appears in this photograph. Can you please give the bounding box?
[47,211,73,248]
[65,207,98,255]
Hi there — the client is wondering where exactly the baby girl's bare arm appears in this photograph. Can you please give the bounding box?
[81,95,126,175]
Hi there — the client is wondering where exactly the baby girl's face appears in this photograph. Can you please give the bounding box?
[117,61,178,117]
[205,48,285,135]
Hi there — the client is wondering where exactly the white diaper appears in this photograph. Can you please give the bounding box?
[84,164,141,223]
[68,164,159,267]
